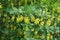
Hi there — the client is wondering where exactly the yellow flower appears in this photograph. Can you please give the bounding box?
[50,16,55,20]
[57,7,60,13]
[2,17,5,22]
[57,15,60,21]
[40,34,45,39]
[10,25,13,31]
[31,28,34,32]
[25,0,28,4]
[24,17,30,24]
[25,25,29,31]
[11,15,15,21]
[31,15,35,22]
[16,15,23,23]
[33,35,38,38]
[4,14,7,17]
[50,35,53,39]
[47,33,53,40]
[14,26,17,30]
[6,24,9,28]
[0,4,2,8]
[24,31,27,34]
[54,22,57,27]
[34,31,38,35]
[16,17,19,23]
[47,33,50,40]
[43,10,45,14]
[40,21,44,26]
[46,19,51,26]
[45,8,48,11]
[11,3,14,7]
[19,30,22,35]
[24,31,28,39]
[47,36,49,40]
[20,15,24,21]
[47,33,50,36]
[53,8,55,11]
[34,18,40,25]
[24,34,27,39]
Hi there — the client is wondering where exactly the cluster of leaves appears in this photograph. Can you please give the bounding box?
[0,0,60,40]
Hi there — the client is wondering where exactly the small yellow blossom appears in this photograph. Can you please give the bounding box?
[53,8,55,11]
[19,31,22,35]
[0,4,2,8]
[33,35,39,38]
[34,31,38,35]
[14,26,17,30]
[50,35,53,39]
[4,14,7,17]
[6,24,9,28]
[11,3,14,7]
[45,8,48,11]
[16,17,19,23]
[57,15,60,21]
[10,25,13,31]
[41,34,45,39]
[43,10,46,14]
[47,33,50,36]
[2,18,5,22]
[31,28,34,32]
[11,15,15,21]
[46,19,51,26]
[16,15,23,23]
[24,17,30,24]
[40,21,44,26]
[31,15,35,22]
[34,18,40,25]
[47,36,49,40]
[33,35,38,38]
[57,7,60,13]
[47,33,53,40]
[50,16,55,20]
[47,33,50,40]
[25,25,29,31]
[24,35,27,39]
[54,22,57,27]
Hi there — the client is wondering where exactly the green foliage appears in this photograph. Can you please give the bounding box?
[0,0,60,40]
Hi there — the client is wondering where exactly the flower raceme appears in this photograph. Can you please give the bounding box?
[5,15,59,27]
